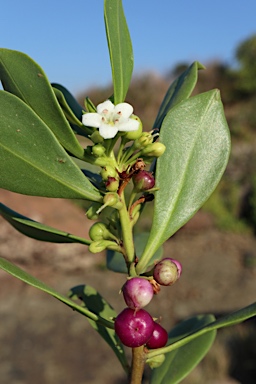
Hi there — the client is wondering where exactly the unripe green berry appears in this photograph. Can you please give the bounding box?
[105,177,119,192]
[86,202,102,220]
[89,222,109,241]
[124,115,143,140]
[134,132,153,149]
[100,166,118,181]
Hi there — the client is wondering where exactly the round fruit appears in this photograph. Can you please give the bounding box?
[122,277,154,309]
[132,170,155,191]
[114,308,154,348]
[153,258,182,286]
[146,322,168,349]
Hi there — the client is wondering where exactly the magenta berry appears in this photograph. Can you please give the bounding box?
[122,277,154,309]
[132,170,155,191]
[153,258,182,286]
[114,308,154,348]
[146,322,168,349]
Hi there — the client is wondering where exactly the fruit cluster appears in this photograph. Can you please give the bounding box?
[114,258,182,349]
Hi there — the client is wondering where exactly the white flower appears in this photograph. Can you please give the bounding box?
[82,100,140,139]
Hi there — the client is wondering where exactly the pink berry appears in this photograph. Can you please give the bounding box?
[146,322,168,349]
[114,308,154,348]
[132,170,155,191]
[153,258,182,286]
[122,277,154,309]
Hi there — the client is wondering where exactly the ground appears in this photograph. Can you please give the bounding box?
[0,190,255,384]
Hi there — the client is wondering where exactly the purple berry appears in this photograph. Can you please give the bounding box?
[122,277,154,309]
[132,170,155,191]
[114,308,154,348]
[146,322,168,349]
[153,258,182,286]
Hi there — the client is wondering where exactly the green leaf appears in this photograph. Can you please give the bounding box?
[0,91,102,202]
[107,232,163,273]
[153,62,205,130]
[69,285,129,374]
[0,202,91,245]
[104,0,133,103]
[0,257,113,329]
[150,315,216,384]
[0,48,84,158]
[137,90,231,273]
[147,302,256,369]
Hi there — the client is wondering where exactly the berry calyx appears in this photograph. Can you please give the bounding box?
[122,277,154,309]
[114,308,154,348]
[153,258,182,286]
[146,322,168,349]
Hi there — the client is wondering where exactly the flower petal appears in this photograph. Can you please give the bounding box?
[118,118,140,132]
[114,103,133,118]
[97,100,114,114]
[99,124,119,139]
[82,113,102,128]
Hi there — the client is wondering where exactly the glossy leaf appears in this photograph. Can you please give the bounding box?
[69,285,129,374]
[153,62,205,130]
[0,257,113,329]
[0,48,84,158]
[0,91,102,201]
[0,202,91,245]
[150,315,216,384]
[137,90,231,273]
[107,232,163,273]
[52,83,92,138]
[104,0,133,104]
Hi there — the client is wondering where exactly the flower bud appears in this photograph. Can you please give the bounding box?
[89,222,110,241]
[105,177,119,192]
[92,143,106,157]
[132,170,155,192]
[153,258,182,286]
[100,165,118,181]
[134,132,153,149]
[90,130,104,143]
[141,142,166,157]
[86,202,102,220]
[103,193,123,210]
[124,115,143,140]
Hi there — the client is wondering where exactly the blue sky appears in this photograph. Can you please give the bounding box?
[1,1,256,95]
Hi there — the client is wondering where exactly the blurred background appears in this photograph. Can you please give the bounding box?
[0,1,256,383]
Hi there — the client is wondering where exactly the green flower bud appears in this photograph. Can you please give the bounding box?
[89,240,112,253]
[90,130,104,143]
[134,132,153,149]
[92,144,106,157]
[86,202,102,220]
[100,165,118,181]
[103,193,123,210]
[146,354,166,369]
[141,142,166,157]
[89,222,109,241]
[105,177,119,192]
[124,115,143,141]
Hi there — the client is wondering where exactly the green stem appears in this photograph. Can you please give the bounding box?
[130,346,145,384]
[118,191,136,269]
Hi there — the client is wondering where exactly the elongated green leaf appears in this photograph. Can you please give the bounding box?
[107,232,163,273]
[153,62,205,130]
[104,0,133,103]
[0,91,102,201]
[0,202,91,244]
[69,285,129,374]
[0,257,113,329]
[148,302,256,363]
[137,90,231,273]
[0,49,84,158]
[52,83,92,138]
[150,315,216,384]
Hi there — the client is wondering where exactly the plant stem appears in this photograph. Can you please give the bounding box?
[130,346,145,384]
